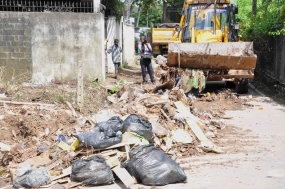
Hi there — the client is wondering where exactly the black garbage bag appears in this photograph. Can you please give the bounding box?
[13,167,51,188]
[94,116,124,138]
[122,145,187,186]
[122,114,154,142]
[71,156,114,185]
[74,130,122,149]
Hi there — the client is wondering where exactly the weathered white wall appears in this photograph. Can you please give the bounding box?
[30,13,105,84]
[106,17,121,73]
[122,23,135,65]
[106,17,135,73]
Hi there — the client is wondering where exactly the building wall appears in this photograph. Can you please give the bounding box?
[254,35,285,90]
[0,13,32,81]
[106,17,135,74]
[0,12,105,84]
[122,23,135,65]
[106,17,120,73]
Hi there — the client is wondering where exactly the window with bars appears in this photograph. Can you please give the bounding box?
[0,0,105,13]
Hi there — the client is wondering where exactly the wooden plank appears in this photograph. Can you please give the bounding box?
[106,156,120,168]
[174,101,202,124]
[0,100,55,106]
[77,60,84,109]
[174,101,224,154]
[51,171,71,181]
[63,181,83,189]
[112,166,136,189]
[66,101,77,117]
[99,150,118,157]
[125,144,130,160]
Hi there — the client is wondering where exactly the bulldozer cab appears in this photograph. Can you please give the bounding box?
[181,4,238,43]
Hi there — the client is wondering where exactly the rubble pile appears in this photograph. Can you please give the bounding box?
[0,67,255,188]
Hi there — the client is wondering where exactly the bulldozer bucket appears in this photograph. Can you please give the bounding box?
[167,42,257,70]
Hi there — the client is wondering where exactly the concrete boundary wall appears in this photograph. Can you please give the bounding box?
[255,35,285,88]
[123,23,135,66]
[105,17,135,74]
[0,12,105,84]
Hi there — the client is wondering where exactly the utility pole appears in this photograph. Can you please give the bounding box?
[125,0,134,19]
[252,0,257,16]
[146,11,148,27]
[163,0,167,23]
[136,5,141,27]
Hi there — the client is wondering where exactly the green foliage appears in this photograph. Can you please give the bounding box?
[110,79,124,94]
[101,0,125,20]
[164,0,185,23]
[237,0,285,40]
[132,0,162,27]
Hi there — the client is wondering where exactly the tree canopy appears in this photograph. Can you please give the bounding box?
[102,0,285,39]
[237,0,285,40]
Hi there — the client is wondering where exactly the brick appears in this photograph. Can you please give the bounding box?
[3,35,14,41]
[6,41,12,47]
[3,30,24,35]
[0,59,8,64]
[11,53,24,59]
[20,47,30,53]
[0,53,8,59]
[18,36,24,42]
[23,35,31,41]
[14,36,19,42]
[5,23,15,30]
[12,41,24,46]
[7,59,19,64]
[8,18,21,23]
[0,41,6,46]
[23,42,30,47]
[14,24,25,30]
[13,47,22,53]
[2,46,14,53]
[19,59,31,65]
[24,53,31,59]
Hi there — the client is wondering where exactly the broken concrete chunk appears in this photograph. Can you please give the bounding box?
[107,95,118,104]
[0,142,11,152]
[149,120,168,137]
[156,55,167,65]
[119,92,129,101]
[205,131,216,138]
[211,119,225,129]
[171,129,193,144]
[92,109,119,123]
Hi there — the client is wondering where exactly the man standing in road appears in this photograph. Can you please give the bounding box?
[139,36,156,85]
[107,39,122,80]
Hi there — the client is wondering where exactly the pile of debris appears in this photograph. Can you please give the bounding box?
[0,58,256,188]
[0,78,230,188]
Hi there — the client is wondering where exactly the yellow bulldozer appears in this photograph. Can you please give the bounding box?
[166,0,257,93]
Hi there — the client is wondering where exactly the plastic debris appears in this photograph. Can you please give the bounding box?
[71,156,114,185]
[122,114,154,142]
[122,145,187,186]
[13,167,51,188]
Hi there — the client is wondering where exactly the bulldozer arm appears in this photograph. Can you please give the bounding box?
[167,42,257,71]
